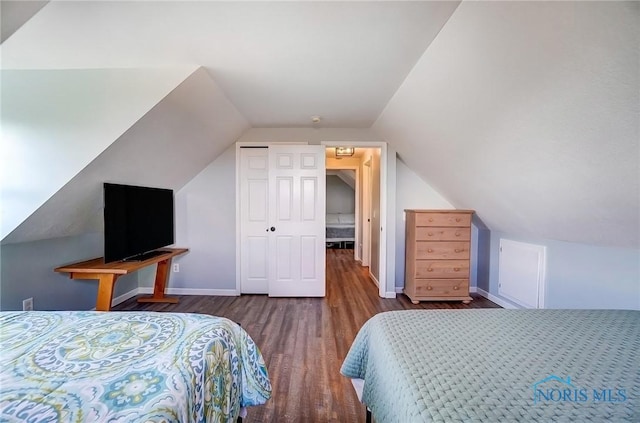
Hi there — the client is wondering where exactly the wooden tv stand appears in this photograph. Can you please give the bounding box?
[55,248,188,311]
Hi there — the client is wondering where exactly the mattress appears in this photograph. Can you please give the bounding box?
[341,309,639,422]
[0,311,271,422]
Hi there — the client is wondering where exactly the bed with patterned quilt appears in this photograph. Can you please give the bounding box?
[341,309,639,422]
[0,311,271,422]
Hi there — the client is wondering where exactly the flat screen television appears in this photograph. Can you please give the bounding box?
[103,183,175,263]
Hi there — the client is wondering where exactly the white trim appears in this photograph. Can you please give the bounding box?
[385,291,397,299]
[110,287,239,308]
[392,286,520,309]
[235,143,242,296]
[321,141,391,299]
[369,272,379,288]
[111,289,140,307]
[139,287,239,296]
[326,162,361,262]
[475,288,520,309]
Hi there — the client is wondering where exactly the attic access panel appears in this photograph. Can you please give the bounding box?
[498,239,546,308]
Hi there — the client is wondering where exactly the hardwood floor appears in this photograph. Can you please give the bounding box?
[113,248,500,422]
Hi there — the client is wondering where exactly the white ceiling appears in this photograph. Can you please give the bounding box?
[1,0,460,128]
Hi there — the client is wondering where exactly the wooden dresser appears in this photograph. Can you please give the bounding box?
[404,210,474,304]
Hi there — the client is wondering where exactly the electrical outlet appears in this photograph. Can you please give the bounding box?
[173,263,180,273]
[22,297,33,311]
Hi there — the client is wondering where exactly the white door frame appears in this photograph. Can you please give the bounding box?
[237,141,395,299]
[325,163,360,262]
[321,141,394,299]
[362,157,372,267]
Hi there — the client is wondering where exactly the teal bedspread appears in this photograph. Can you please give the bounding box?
[341,309,639,422]
[0,311,271,422]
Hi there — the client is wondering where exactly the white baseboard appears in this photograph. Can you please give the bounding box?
[392,286,519,309]
[111,287,239,307]
[111,289,141,307]
[474,287,519,309]
[112,285,518,310]
[138,287,239,296]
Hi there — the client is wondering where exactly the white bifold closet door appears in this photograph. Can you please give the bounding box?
[240,145,326,297]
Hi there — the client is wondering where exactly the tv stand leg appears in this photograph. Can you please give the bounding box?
[95,274,119,311]
[137,258,179,305]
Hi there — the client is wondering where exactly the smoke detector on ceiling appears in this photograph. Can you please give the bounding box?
[311,116,321,123]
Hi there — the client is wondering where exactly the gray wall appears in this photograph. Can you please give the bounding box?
[394,159,454,289]
[0,233,138,310]
[162,144,238,292]
[164,128,389,294]
[326,175,355,214]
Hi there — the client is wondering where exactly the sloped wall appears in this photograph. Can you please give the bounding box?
[3,67,248,244]
[374,1,639,248]
[0,68,249,310]
[375,1,639,309]
[1,66,197,241]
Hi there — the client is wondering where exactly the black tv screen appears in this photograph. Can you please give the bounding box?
[103,183,175,263]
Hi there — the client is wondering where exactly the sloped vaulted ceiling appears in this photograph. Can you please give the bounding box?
[1,0,460,244]
[3,67,249,244]
[374,1,640,248]
[0,66,198,240]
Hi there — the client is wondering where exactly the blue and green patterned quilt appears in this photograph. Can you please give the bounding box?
[0,311,271,422]
[341,309,639,422]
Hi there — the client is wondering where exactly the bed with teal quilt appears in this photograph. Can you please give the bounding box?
[0,311,271,422]
[341,309,639,422]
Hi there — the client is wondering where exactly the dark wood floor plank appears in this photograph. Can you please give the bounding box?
[113,248,500,422]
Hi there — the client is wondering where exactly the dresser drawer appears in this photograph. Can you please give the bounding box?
[415,227,471,241]
[415,212,471,227]
[416,241,470,260]
[415,260,469,278]
[414,279,469,297]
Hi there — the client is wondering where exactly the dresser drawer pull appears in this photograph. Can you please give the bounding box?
[454,249,461,253]
[426,286,433,290]
[455,218,461,222]
[427,249,433,253]
[453,286,459,290]
[427,232,434,236]
[455,232,460,236]
[427,268,434,272]
[453,267,460,272]
[428,218,433,222]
